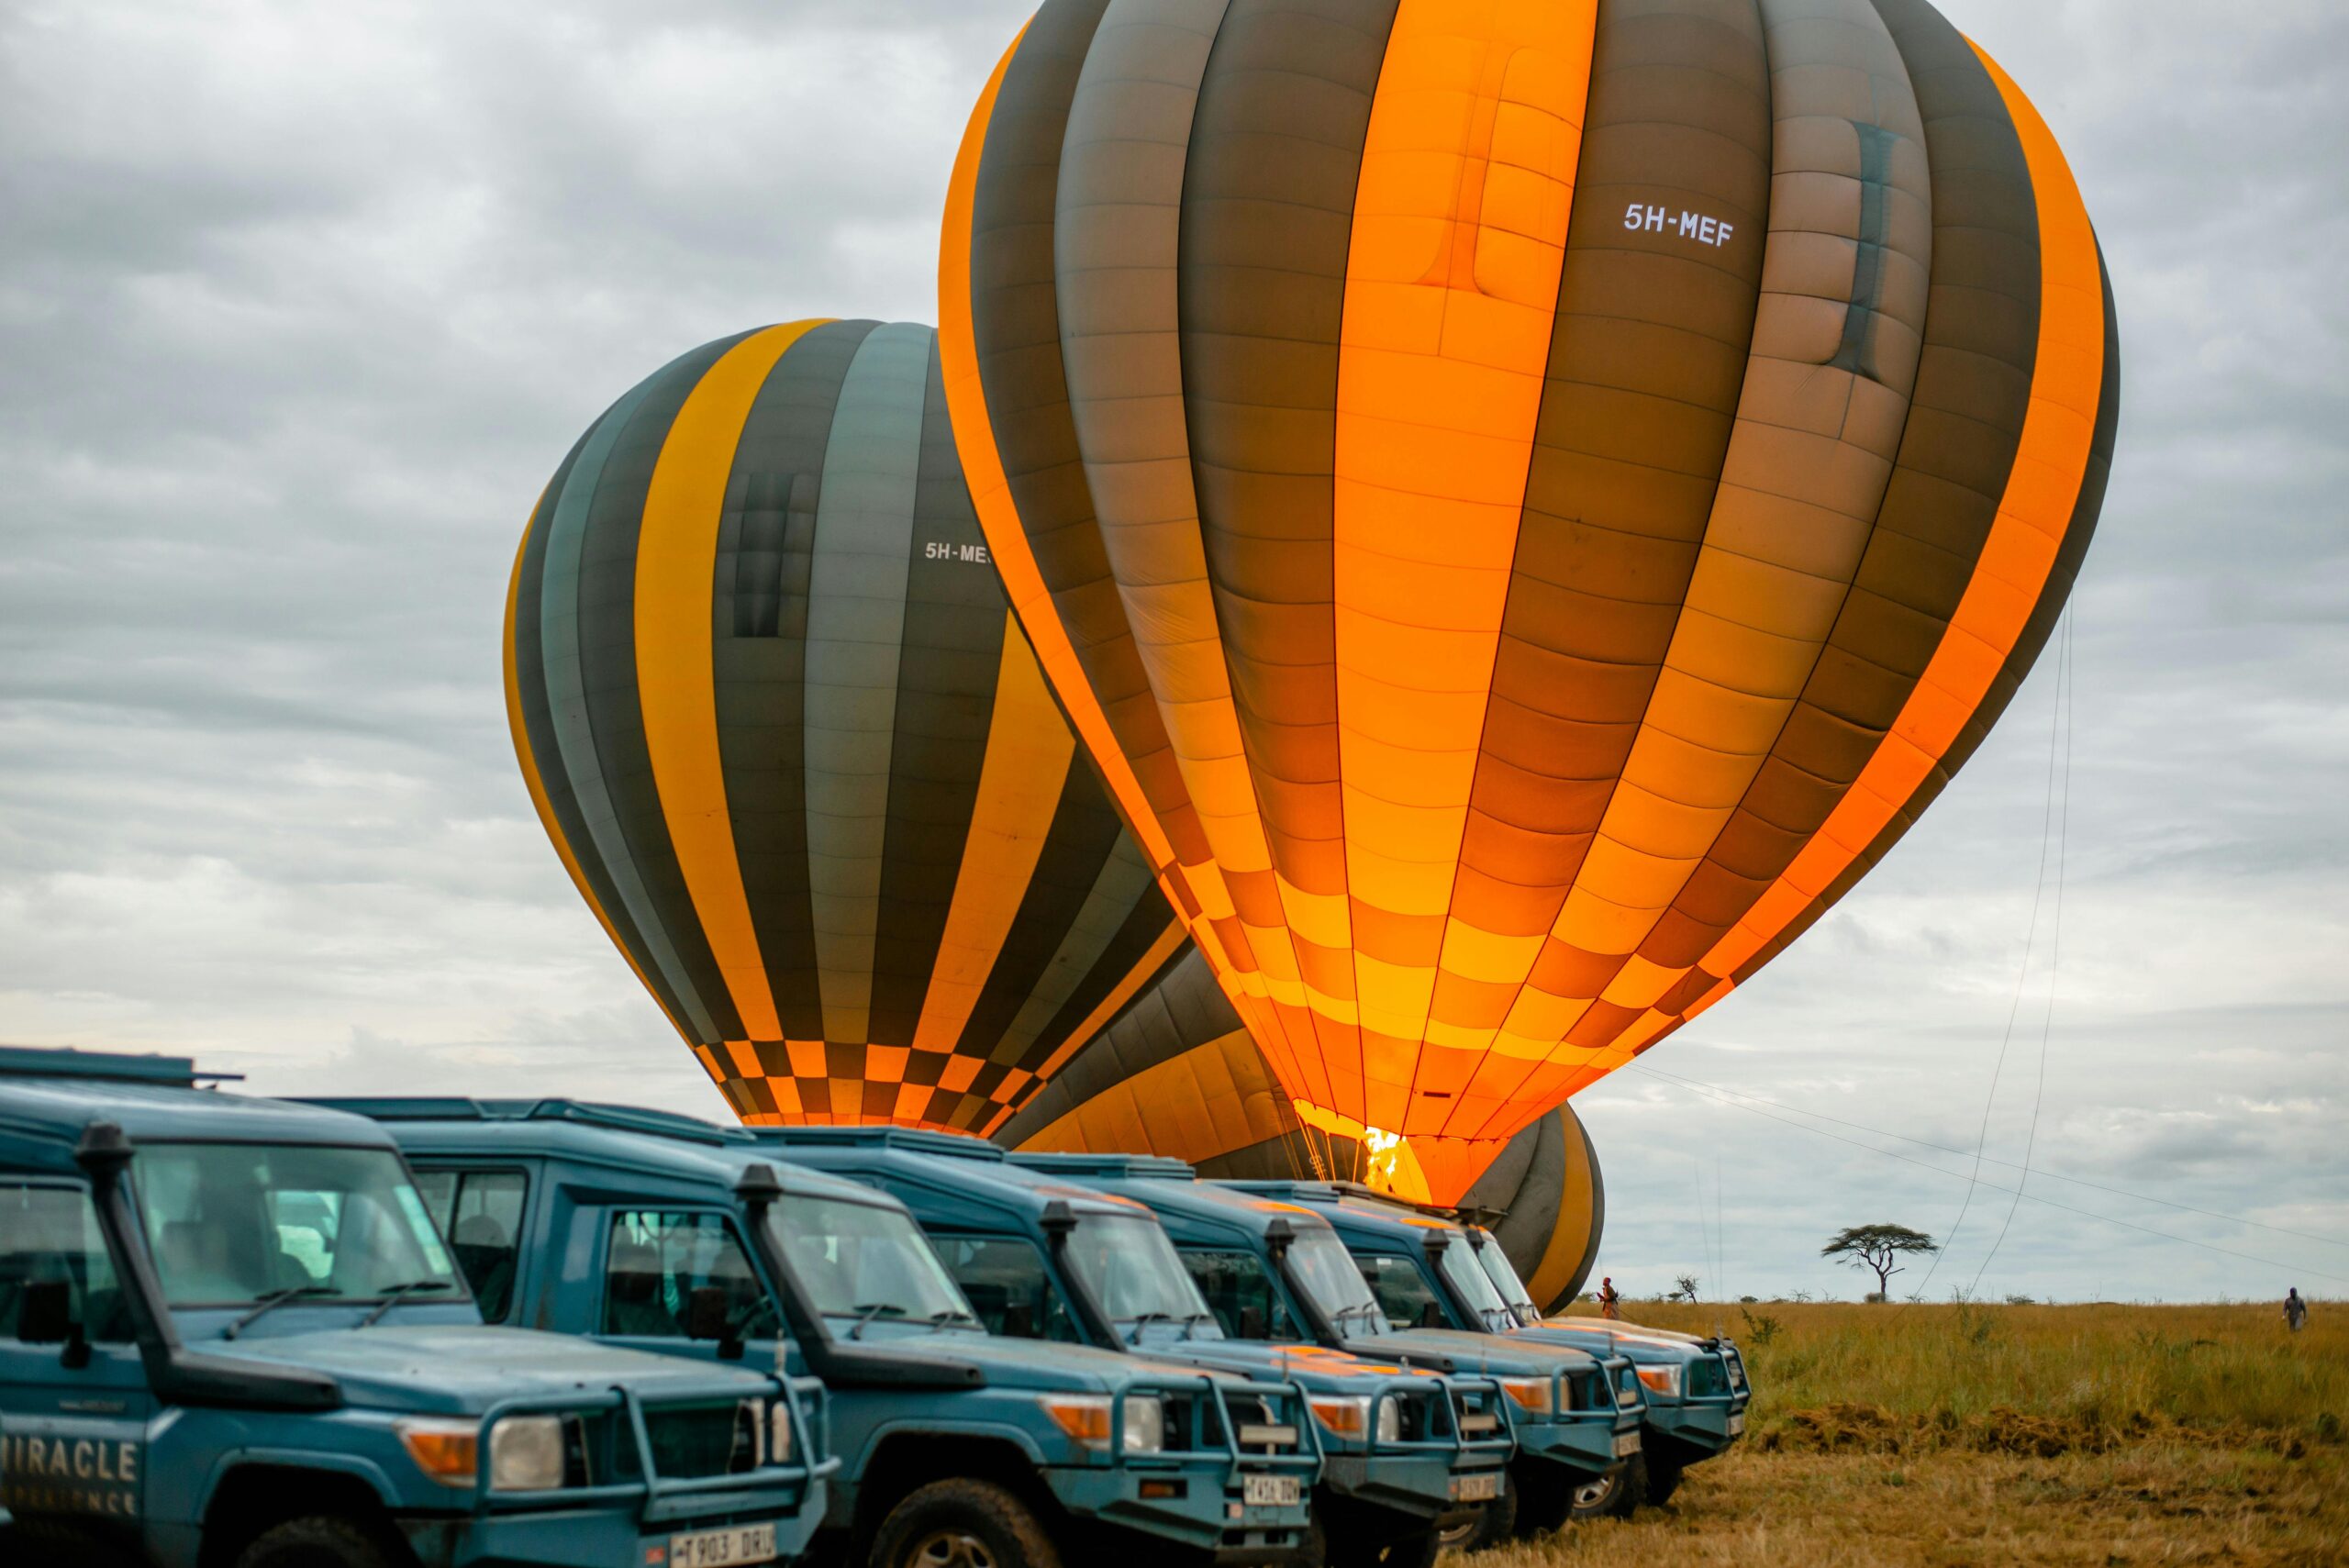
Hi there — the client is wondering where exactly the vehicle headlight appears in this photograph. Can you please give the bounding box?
[770,1398,792,1464]
[1309,1396,1370,1440]
[1375,1396,1402,1444]
[1041,1394,1113,1452]
[488,1414,566,1492]
[1499,1377,1553,1416]
[1122,1395,1165,1454]
[1635,1363,1684,1400]
[397,1418,479,1488]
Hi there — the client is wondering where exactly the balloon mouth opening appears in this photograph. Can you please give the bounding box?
[1289,1102,1432,1203]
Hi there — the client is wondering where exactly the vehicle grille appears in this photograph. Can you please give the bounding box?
[1687,1357,1731,1399]
[615,1399,765,1481]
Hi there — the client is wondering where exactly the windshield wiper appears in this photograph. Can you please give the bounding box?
[1330,1302,1386,1334]
[1179,1311,1213,1340]
[358,1279,454,1328]
[848,1302,908,1340]
[923,1308,979,1332]
[222,1284,338,1340]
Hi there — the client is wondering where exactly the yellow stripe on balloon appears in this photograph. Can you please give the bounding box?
[635,320,829,1043]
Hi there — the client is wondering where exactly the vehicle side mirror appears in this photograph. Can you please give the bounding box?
[20,1279,92,1368]
[686,1285,744,1360]
[1239,1305,1266,1340]
[1417,1300,1447,1329]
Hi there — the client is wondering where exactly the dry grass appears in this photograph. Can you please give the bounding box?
[1453,1301,2347,1567]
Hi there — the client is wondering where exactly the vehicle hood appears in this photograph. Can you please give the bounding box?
[1337,1329,1593,1377]
[1519,1323,1709,1363]
[202,1326,776,1415]
[1123,1337,1430,1392]
[855,1329,1242,1395]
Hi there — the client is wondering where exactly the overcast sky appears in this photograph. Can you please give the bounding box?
[4,0,2343,1304]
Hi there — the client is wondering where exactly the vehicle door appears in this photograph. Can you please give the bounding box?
[0,1177,154,1527]
[409,1165,532,1327]
[926,1233,1082,1343]
[591,1207,780,1367]
[1355,1252,1457,1331]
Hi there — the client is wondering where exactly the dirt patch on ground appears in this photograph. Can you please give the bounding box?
[1759,1403,2305,1459]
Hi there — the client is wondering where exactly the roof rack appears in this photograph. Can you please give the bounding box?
[308,1096,754,1148]
[753,1125,1005,1161]
[1006,1151,1197,1181]
[0,1044,239,1085]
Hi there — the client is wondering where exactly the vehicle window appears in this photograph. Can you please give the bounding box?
[931,1236,1078,1341]
[1470,1231,1541,1325]
[1180,1250,1303,1341]
[1285,1227,1390,1336]
[1357,1254,1449,1331]
[769,1195,972,1327]
[131,1142,458,1307]
[0,1184,131,1343]
[1063,1216,1211,1337]
[414,1170,527,1324]
[606,1211,779,1342]
[1434,1233,1516,1330]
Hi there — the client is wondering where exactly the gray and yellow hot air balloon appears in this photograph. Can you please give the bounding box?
[504,320,1185,1133]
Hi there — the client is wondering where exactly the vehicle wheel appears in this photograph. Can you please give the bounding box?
[233,1515,406,1568]
[1315,1514,1440,1568]
[1508,1456,1575,1537]
[1644,1453,1685,1507]
[1435,1481,1518,1554]
[871,1478,1063,1568]
[1567,1452,1644,1522]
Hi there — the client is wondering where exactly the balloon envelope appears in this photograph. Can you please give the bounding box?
[506,320,1184,1133]
[941,0,2120,1179]
[996,943,1602,1303]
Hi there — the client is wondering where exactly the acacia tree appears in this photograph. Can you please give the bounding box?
[1821,1224,1939,1300]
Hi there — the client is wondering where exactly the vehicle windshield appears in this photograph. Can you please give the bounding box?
[1433,1229,1516,1330]
[130,1142,459,1308]
[767,1193,974,1329]
[1284,1227,1391,1336]
[1063,1215,1217,1340]
[1471,1231,1541,1325]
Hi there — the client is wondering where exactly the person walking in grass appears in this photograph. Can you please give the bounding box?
[1598,1276,1621,1320]
[2285,1288,2308,1332]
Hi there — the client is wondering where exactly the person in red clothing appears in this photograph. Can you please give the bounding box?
[1598,1276,1621,1320]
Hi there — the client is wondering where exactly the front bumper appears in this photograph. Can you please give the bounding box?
[400,1373,833,1568]
[1316,1374,1513,1524]
[1644,1396,1747,1460]
[1047,1372,1319,1556]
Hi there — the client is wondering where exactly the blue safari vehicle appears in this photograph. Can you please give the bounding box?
[996,1155,1645,1549]
[757,1128,1513,1568]
[326,1097,1320,1568]
[1454,1221,1749,1504]
[0,1049,826,1568]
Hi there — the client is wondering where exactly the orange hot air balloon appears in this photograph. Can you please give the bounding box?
[940,0,2119,1198]
[505,320,1185,1135]
[996,943,1605,1307]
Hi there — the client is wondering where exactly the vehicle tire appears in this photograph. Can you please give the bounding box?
[1314,1513,1441,1568]
[232,1514,406,1568]
[1644,1453,1685,1507]
[1435,1481,1518,1554]
[871,1478,1063,1568]
[1508,1456,1574,1537]
[1567,1452,1644,1522]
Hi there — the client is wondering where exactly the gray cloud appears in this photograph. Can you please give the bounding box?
[3,0,2343,1303]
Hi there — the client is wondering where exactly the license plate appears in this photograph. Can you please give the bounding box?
[1612,1431,1642,1459]
[668,1523,777,1568]
[1728,1413,1746,1437]
[1242,1474,1302,1507]
[1450,1471,1503,1503]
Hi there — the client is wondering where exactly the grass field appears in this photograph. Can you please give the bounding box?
[1453,1300,2346,1567]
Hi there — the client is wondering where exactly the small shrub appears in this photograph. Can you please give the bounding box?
[1739,1306,1784,1349]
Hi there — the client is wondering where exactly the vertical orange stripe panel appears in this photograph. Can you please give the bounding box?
[1693,39,2107,986]
[505,514,689,1048]
[908,614,1077,1054]
[1332,0,1597,1115]
[636,321,828,1044]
